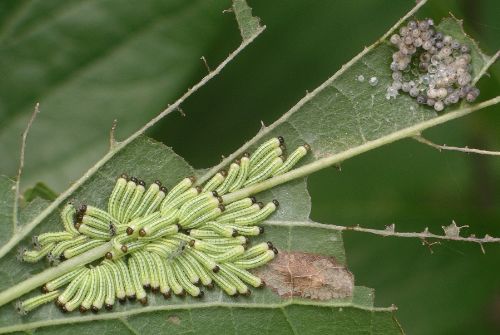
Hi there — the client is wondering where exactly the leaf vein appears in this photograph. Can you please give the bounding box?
[118,318,140,335]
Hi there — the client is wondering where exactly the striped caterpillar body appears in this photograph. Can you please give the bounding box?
[17,137,310,315]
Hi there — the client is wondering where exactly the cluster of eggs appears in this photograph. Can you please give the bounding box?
[386,18,479,111]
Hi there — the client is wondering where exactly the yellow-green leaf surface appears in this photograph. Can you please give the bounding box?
[0,136,401,334]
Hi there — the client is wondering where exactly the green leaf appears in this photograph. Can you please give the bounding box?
[201,12,499,207]
[0,0,245,191]
[0,136,401,334]
[232,0,263,41]
[0,177,52,249]
[0,0,266,261]
[0,0,498,333]
[23,183,58,203]
[0,176,15,246]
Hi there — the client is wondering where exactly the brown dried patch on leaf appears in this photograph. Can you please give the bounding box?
[167,315,181,325]
[256,251,354,300]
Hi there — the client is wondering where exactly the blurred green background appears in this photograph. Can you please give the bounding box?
[0,0,499,333]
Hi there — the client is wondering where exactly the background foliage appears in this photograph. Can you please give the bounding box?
[0,0,499,333]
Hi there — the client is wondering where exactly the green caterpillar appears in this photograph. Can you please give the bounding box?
[17,137,309,315]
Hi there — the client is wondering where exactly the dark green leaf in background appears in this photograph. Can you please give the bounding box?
[0,0,242,190]
[23,182,57,203]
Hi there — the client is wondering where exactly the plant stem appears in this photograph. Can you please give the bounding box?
[222,96,500,203]
[414,135,500,156]
[1,97,498,310]
[197,0,430,185]
[13,104,40,228]
[0,27,265,261]
[2,95,496,309]
[0,242,111,308]
[265,221,500,245]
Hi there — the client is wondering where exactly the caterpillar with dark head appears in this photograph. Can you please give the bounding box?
[16,138,310,315]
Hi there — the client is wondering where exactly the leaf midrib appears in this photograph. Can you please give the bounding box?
[0,299,396,334]
[196,0,430,185]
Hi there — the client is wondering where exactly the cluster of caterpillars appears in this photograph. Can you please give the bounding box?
[17,137,310,315]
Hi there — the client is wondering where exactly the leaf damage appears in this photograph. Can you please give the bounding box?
[232,0,264,41]
[257,251,354,300]
[167,315,182,325]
